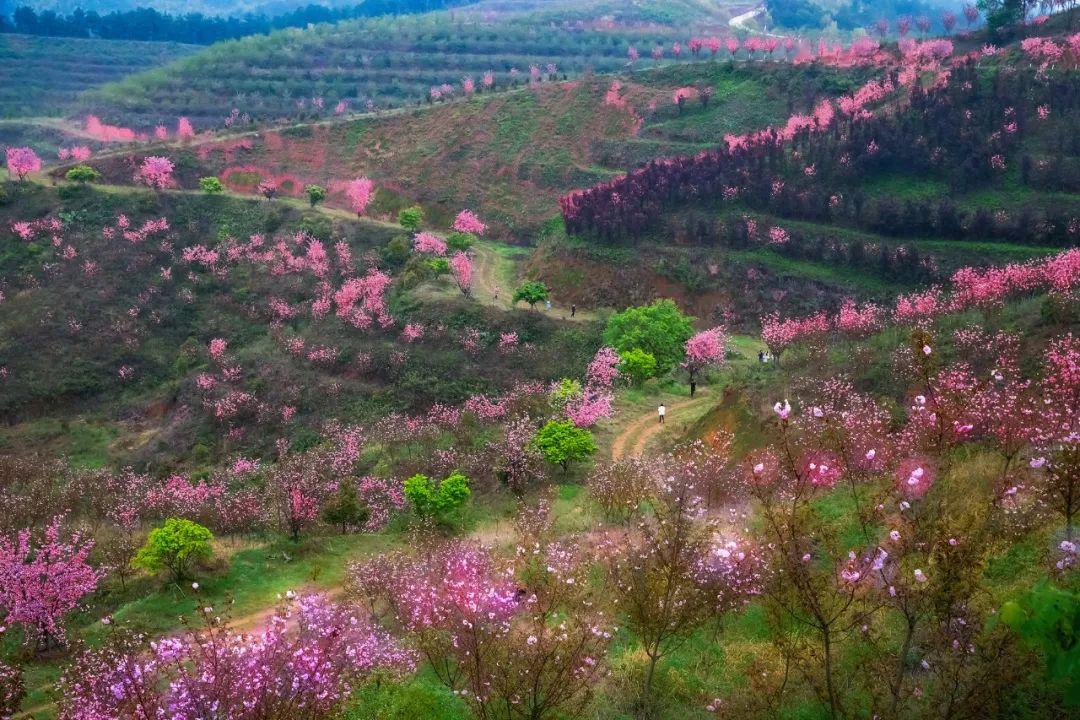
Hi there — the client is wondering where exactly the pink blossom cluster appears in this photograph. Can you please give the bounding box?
[57,146,92,162]
[450,251,472,296]
[334,268,393,329]
[4,147,41,180]
[84,115,138,143]
[763,249,1080,348]
[401,323,425,342]
[58,594,414,720]
[10,216,62,242]
[134,156,175,189]
[452,209,486,235]
[566,389,614,428]
[0,517,104,647]
[344,176,375,216]
[413,232,447,255]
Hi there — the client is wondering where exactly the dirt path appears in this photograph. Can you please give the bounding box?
[470,242,601,323]
[610,390,715,461]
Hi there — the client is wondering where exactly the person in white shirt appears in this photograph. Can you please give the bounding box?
[658,404,666,424]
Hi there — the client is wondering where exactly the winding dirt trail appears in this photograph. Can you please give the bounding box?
[610,390,714,461]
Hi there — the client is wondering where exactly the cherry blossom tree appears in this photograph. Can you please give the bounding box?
[452,209,486,235]
[605,458,760,704]
[586,346,621,388]
[682,327,727,392]
[0,660,23,720]
[351,536,611,720]
[134,156,175,190]
[963,3,979,27]
[413,232,447,255]
[58,594,414,720]
[450,251,472,297]
[0,517,104,650]
[344,177,375,217]
[176,117,195,140]
[5,147,41,181]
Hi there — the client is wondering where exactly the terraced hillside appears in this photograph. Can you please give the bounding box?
[0,33,198,118]
[82,0,750,127]
[74,62,869,236]
[545,44,1080,324]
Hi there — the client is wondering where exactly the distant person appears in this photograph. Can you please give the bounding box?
[658,403,666,424]
[571,304,577,318]
[690,380,697,398]
[493,285,500,302]
[758,350,765,363]
[545,299,552,311]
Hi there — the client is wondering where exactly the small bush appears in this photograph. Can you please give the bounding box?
[199,176,224,194]
[134,518,213,583]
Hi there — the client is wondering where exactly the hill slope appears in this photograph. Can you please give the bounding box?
[80,0,751,127]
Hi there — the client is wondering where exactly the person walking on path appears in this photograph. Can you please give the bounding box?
[493,285,500,303]
[545,299,552,312]
[658,403,666,424]
[570,304,577,318]
[690,380,697,398]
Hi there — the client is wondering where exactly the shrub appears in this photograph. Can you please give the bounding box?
[398,205,424,231]
[513,280,550,309]
[305,184,327,208]
[134,518,213,583]
[446,231,474,252]
[199,176,224,194]
[532,420,596,472]
[403,471,471,522]
[322,481,371,533]
[65,165,100,184]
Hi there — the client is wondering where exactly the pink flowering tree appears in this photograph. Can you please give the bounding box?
[682,327,727,390]
[57,594,414,720]
[586,346,621,388]
[605,454,761,703]
[566,389,614,428]
[351,536,611,720]
[345,177,375,217]
[452,209,486,235]
[413,232,447,255]
[5,147,41,181]
[266,449,336,540]
[176,117,195,140]
[134,156,175,190]
[450,251,472,297]
[0,660,24,719]
[0,517,105,651]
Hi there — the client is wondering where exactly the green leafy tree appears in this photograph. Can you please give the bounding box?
[603,299,693,376]
[618,348,657,386]
[133,518,213,583]
[446,231,474,252]
[404,471,472,522]
[532,420,597,472]
[199,176,224,194]
[513,281,550,309]
[398,205,424,231]
[65,165,100,184]
[322,480,370,533]
[305,184,327,208]
[1000,581,1080,708]
[383,235,412,268]
[977,0,1028,35]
